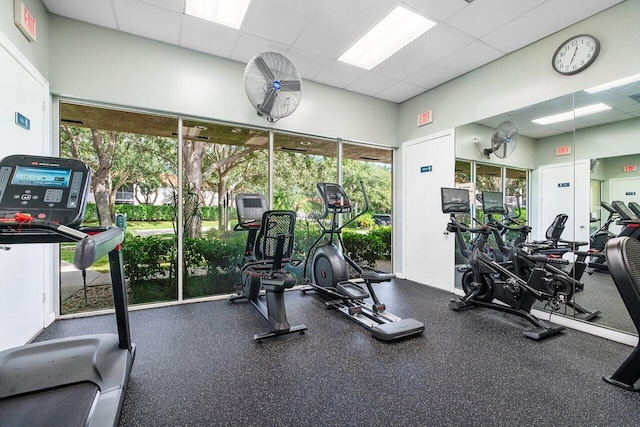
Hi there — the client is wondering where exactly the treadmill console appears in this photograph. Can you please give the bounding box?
[236,193,269,228]
[0,155,90,227]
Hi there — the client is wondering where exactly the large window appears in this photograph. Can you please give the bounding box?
[59,102,179,314]
[181,120,268,299]
[342,142,393,272]
[57,102,393,314]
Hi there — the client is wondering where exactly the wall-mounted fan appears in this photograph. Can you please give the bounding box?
[476,121,519,159]
[244,52,302,123]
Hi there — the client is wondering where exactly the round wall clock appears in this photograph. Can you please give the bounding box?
[552,34,600,75]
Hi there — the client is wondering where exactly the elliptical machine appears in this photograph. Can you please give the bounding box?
[228,193,307,342]
[301,182,424,341]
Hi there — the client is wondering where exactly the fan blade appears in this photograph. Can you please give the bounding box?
[258,89,277,116]
[279,80,301,91]
[254,55,275,82]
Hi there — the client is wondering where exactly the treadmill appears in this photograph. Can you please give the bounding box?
[0,155,135,426]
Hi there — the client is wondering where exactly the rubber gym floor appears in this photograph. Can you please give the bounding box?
[35,279,639,426]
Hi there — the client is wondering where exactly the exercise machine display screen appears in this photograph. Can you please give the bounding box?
[12,165,72,188]
[441,187,470,214]
[482,191,504,215]
[236,193,269,226]
[0,155,91,227]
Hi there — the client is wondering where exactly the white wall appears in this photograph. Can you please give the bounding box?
[49,16,398,147]
[455,122,537,170]
[0,0,49,78]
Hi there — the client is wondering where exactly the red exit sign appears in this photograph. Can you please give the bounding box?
[14,1,37,42]
[624,164,637,173]
[556,145,571,156]
[417,110,433,127]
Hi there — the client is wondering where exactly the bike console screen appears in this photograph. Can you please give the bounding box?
[236,193,268,227]
[0,155,90,227]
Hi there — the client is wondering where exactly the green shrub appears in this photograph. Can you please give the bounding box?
[342,226,390,269]
[356,212,375,229]
[85,203,219,222]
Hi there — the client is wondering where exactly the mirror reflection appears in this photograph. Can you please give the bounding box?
[455,74,640,336]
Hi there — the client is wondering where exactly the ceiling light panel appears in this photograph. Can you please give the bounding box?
[338,6,436,70]
[585,73,640,94]
[532,103,612,125]
[184,0,251,29]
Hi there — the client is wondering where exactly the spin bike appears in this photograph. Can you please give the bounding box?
[228,193,307,342]
[442,187,565,340]
[479,192,600,320]
[301,182,424,341]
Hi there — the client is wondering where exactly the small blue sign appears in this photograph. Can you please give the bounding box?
[420,165,433,173]
[626,191,636,196]
[558,182,570,188]
[15,112,30,130]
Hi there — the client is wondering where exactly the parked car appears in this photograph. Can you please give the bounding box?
[373,214,392,226]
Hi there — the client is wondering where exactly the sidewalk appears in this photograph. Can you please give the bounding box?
[60,261,112,301]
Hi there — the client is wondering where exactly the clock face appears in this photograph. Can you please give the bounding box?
[552,34,600,75]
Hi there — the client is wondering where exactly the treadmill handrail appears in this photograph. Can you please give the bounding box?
[74,227,124,270]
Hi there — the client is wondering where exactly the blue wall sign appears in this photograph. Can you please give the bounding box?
[558,182,570,188]
[420,165,432,173]
[15,112,30,130]
[626,191,636,196]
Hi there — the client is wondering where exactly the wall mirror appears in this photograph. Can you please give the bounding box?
[455,73,640,337]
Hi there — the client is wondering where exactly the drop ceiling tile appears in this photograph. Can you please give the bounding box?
[446,0,547,39]
[293,0,396,59]
[373,23,475,81]
[376,81,425,103]
[481,0,623,53]
[406,41,503,89]
[113,0,181,44]
[313,61,368,89]
[346,73,399,97]
[231,34,290,64]
[138,0,183,13]
[42,0,118,29]
[402,0,469,21]
[241,0,325,45]
[284,48,333,80]
[181,15,240,58]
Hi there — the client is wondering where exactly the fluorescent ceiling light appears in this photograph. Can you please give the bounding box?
[532,103,612,125]
[184,0,251,29]
[584,73,640,94]
[338,6,436,70]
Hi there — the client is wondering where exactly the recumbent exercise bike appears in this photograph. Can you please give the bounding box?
[228,193,307,342]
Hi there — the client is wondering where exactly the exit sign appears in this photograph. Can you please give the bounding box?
[417,110,433,127]
[556,146,571,156]
[624,164,637,173]
[14,1,36,42]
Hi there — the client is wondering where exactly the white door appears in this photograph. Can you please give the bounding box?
[0,40,50,350]
[537,161,590,250]
[609,177,640,234]
[403,129,455,291]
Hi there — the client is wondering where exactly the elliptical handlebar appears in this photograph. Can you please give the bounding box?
[315,181,370,230]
